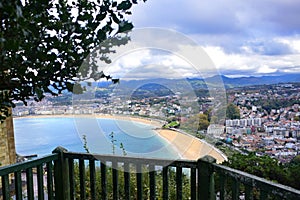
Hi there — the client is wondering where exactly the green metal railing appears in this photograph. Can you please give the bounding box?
[200,156,300,200]
[0,146,300,200]
[0,153,58,200]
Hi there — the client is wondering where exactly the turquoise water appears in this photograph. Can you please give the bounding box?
[14,117,179,159]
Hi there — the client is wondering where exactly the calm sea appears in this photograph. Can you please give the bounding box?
[13,117,179,159]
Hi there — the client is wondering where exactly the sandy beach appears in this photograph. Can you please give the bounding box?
[14,114,226,163]
[156,129,227,163]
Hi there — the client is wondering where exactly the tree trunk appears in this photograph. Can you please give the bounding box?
[0,108,16,166]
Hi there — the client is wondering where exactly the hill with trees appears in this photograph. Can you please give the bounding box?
[223,153,300,190]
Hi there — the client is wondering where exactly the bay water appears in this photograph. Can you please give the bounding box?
[13,117,179,159]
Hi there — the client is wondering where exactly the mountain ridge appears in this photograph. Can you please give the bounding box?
[115,74,300,89]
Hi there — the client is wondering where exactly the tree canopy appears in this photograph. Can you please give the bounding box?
[181,113,210,133]
[226,103,240,119]
[223,153,300,190]
[0,0,145,120]
[198,113,210,131]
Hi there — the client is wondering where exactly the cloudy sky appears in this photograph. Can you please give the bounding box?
[120,0,300,78]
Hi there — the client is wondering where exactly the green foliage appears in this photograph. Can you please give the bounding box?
[287,164,300,190]
[181,113,210,133]
[252,98,300,114]
[198,113,210,131]
[216,144,237,158]
[226,103,240,119]
[223,153,282,179]
[109,132,127,156]
[0,0,145,120]
[72,163,191,199]
[109,132,117,155]
[163,120,180,129]
[82,134,90,153]
[119,142,127,156]
[290,155,300,165]
[223,153,300,190]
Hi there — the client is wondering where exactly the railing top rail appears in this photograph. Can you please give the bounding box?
[2,148,299,199]
[212,163,300,199]
[0,153,58,176]
[64,151,198,168]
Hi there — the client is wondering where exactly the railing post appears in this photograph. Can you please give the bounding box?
[52,146,70,200]
[197,155,216,200]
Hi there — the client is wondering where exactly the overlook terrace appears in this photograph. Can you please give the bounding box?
[1,147,300,200]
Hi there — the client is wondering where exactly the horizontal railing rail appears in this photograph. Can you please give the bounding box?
[213,163,300,200]
[1,146,300,200]
[65,151,198,168]
[0,153,58,200]
[64,151,199,200]
[0,154,58,176]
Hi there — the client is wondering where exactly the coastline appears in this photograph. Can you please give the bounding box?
[14,114,164,127]
[14,114,226,163]
[156,128,227,163]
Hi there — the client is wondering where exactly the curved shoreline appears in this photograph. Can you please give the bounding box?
[14,114,164,127]
[14,114,226,163]
[156,128,227,163]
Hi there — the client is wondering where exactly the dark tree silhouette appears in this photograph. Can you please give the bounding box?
[0,0,146,120]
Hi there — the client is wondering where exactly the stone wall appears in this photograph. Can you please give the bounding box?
[0,109,16,167]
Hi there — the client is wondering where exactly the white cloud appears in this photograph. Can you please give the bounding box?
[104,49,200,80]
[127,0,300,76]
[276,37,300,53]
[203,44,300,76]
[99,37,300,79]
[257,65,277,74]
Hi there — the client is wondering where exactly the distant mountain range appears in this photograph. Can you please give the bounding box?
[115,74,300,89]
[213,74,300,88]
[95,74,300,96]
